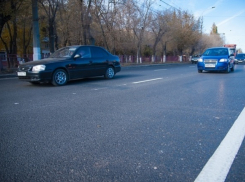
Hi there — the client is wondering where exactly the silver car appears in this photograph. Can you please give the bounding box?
[191,55,200,64]
[235,54,245,64]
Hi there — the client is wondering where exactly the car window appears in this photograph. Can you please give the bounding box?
[90,47,109,58]
[76,47,91,58]
[50,47,78,58]
[236,54,245,58]
[220,49,228,55]
[203,48,228,56]
[192,55,200,58]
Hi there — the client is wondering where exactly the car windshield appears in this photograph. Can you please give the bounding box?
[192,55,200,58]
[50,46,78,58]
[236,54,245,58]
[203,48,228,56]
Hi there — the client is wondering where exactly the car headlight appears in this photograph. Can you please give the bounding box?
[198,58,203,62]
[32,65,46,71]
[220,59,228,62]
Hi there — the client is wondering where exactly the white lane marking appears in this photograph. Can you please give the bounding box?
[154,69,167,71]
[92,78,162,91]
[132,78,163,84]
[92,87,107,91]
[117,84,127,86]
[195,107,245,182]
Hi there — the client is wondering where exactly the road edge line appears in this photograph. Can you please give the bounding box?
[195,107,245,182]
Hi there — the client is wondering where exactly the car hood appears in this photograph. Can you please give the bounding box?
[21,58,69,66]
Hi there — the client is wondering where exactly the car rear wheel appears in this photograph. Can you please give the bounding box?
[226,65,230,73]
[231,64,234,72]
[52,69,68,86]
[104,66,115,79]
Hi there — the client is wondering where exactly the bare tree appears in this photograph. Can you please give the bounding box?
[80,0,94,45]
[130,0,153,63]
[19,0,33,57]
[150,10,171,62]
[0,0,25,67]
[39,0,59,53]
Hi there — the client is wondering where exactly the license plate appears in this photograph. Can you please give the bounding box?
[205,64,215,68]
[17,72,26,76]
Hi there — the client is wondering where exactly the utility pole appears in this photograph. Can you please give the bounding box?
[32,0,41,61]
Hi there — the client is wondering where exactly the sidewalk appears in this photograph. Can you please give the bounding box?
[0,68,18,78]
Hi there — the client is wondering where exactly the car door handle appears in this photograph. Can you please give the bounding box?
[89,60,93,64]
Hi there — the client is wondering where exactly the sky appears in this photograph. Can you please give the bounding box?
[152,0,245,52]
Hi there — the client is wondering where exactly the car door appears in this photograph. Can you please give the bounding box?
[90,47,109,76]
[67,46,93,79]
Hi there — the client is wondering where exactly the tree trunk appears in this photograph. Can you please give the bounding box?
[49,19,55,53]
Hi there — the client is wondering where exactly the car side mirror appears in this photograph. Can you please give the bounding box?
[74,54,81,59]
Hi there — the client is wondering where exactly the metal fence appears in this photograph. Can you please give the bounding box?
[119,55,190,64]
[0,54,33,69]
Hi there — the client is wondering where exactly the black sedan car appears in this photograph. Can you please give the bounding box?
[17,45,121,86]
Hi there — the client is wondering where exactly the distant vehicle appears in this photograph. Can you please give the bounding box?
[234,53,245,64]
[191,55,200,64]
[224,44,237,56]
[197,47,235,73]
[17,45,121,86]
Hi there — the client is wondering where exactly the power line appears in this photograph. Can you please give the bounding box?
[159,0,181,11]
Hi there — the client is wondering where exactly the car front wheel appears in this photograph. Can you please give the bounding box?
[104,66,115,79]
[52,69,68,86]
[198,70,203,73]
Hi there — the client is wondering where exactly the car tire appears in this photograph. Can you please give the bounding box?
[52,69,68,86]
[198,70,203,73]
[226,65,230,73]
[231,65,234,72]
[104,66,115,79]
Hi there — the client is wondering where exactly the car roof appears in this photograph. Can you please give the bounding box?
[67,45,102,48]
[207,47,229,49]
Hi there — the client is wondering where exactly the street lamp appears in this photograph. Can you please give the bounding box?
[200,6,215,34]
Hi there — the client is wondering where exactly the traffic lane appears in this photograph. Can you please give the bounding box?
[1,77,241,182]
[0,64,243,181]
[0,64,198,113]
[224,64,245,182]
[0,81,222,182]
[1,65,245,181]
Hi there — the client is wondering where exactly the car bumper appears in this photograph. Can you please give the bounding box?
[235,60,245,64]
[114,65,121,73]
[197,62,230,71]
[17,71,53,82]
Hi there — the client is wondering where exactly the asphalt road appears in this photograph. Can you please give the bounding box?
[1,63,245,182]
